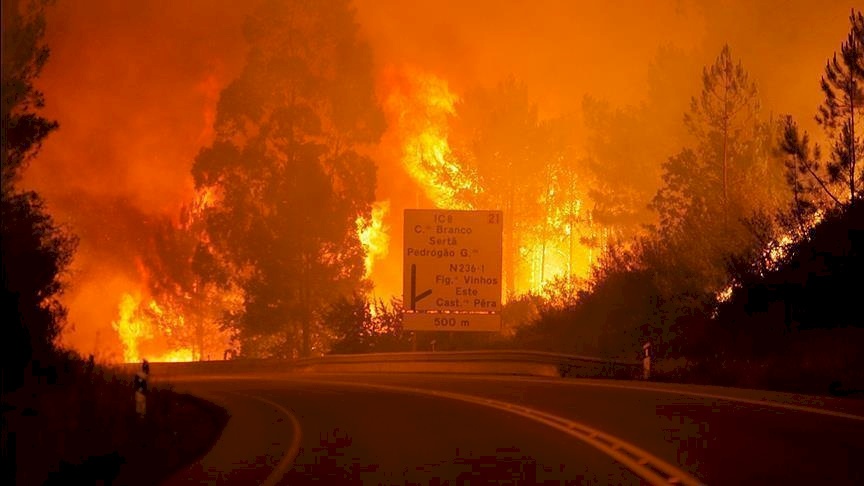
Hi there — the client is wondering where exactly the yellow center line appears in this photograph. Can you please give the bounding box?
[239,393,303,486]
[307,379,704,486]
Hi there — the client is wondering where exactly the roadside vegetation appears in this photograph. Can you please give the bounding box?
[2,2,227,483]
[6,355,228,485]
[326,10,864,396]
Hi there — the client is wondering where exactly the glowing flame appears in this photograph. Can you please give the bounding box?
[112,293,149,363]
[111,292,196,363]
[378,67,594,298]
[520,187,590,294]
[382,67,478,208]
[191,185,220,219]
[151,348,195,363]
[357,200,390,278]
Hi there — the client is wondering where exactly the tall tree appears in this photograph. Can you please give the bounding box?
[820,10,863,206]
[1,0,57,197]
[140,204,240,361]
[782,10,864,210]
[580,97,663,241]
[779,117,838,236]
[651,45,787,325]
[449,78,547,295]
[536,115,587,281]
[2,0,76,386]
[653,46,782,243]
[818,9,864,206]
[684,45,759,219]
[192,0,384,358]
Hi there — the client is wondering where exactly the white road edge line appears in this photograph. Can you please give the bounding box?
[310,379,704,486]
[174,372,864,420]
[490,377,864,422]
[241,393,303,486]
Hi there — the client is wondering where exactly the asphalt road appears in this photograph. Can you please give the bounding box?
[163,372,864,485]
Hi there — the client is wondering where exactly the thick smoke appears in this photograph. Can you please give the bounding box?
[23,0,857,358]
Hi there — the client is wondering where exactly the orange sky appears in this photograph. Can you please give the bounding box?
[23,0,858,358]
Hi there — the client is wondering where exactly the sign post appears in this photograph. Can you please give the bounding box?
[642,342,651,380]
[403,209,503,332]
[134,359,149,417]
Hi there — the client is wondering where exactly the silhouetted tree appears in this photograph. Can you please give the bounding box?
[579,97,664,241]
[139,206,240,361]
[327,295,407,354]
[686,45,760,217]
[818,9,863,206]
[2,0,76,388]
[1,0,57,197]
[781,10,863,209]
[644,46,796,360]
[192,0,384,357]
[653,46,785,287]
[656,45,763,229]
[325,294,372,354]
[778,117,838,236]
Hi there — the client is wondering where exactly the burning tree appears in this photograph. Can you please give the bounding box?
[448,79,571,295]
[134,199,242,361]
[191,0,385,358]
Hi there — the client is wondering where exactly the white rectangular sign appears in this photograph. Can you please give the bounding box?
[402,312,502,332]
[403,209,503,331]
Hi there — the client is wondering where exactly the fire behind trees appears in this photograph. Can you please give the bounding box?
[5,0,863,380]
[514,10,863,392]
[187,0,384,358]
[3,10,227,485]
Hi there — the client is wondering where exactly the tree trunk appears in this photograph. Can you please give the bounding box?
[850,86,856,206]
[723,126,728,212]
[301,257,311,358]
[504,180,516,299]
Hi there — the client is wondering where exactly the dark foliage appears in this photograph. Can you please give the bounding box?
[715,203,863,338]
[5,356,229,485]
[327,295,411,354]
[1,192,76,388]
[191,0,384,357]
[2,0,75,391]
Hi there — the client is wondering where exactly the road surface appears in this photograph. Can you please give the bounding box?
[162,372,864,485]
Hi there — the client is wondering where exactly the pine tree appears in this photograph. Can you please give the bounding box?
[781,10,864,209]
[816,9,864,206]
[684,45,759,218]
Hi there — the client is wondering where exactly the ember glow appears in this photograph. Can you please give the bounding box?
[357,201,390,278]
[22,0,855,361]
[111,293,195,363]
[381,68,478,209]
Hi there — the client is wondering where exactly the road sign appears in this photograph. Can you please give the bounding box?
[402,312,501,331]
[403,209,502,331]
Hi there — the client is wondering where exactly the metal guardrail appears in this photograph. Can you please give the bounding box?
[293,350,642,379]
[293,350,639,366]
[123,350,642,379]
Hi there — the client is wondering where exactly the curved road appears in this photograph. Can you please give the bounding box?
[163,372,864,485]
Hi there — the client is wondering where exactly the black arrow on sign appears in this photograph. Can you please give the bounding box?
[410,264,432,310]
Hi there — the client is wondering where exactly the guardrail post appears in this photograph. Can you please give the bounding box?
[134,359,149,417]
[642,342,651,380]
